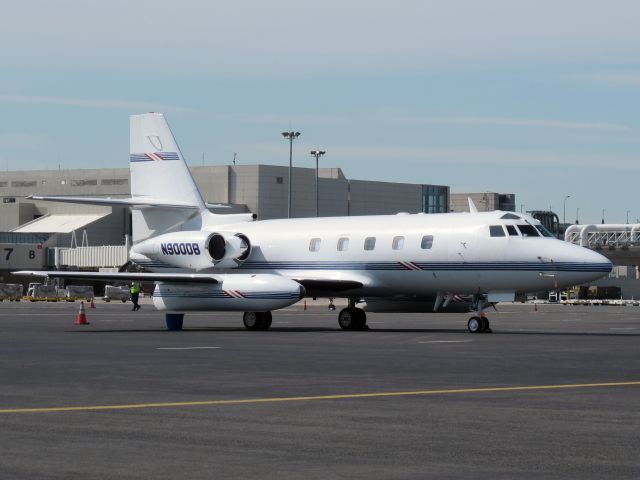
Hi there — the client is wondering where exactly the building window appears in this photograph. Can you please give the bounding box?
[422,185,449,214]
[3,197,16,203]
[276,177,284,184]
[421,235,434,249]
[337,237,349,251]
[392,236,405,250]
[101,178,128,186]
[309,238,321,252]
[489,225,506,237]
[364,237,376,251]
[11,181,37,187]
[71,179,98,186]
[0,181,7,187]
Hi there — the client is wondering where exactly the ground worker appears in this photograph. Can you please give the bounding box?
[130,282,141,311]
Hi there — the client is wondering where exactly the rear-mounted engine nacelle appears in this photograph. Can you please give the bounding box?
[131,231,252,271]
[206,232,251,268]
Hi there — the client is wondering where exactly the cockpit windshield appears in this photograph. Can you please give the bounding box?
[516,224,541,237]
[534,223,555,238]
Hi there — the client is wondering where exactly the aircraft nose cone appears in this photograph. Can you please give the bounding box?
[568,243,613,280]
[585,248,613,270]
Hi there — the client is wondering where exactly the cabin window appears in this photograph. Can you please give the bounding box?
[309,238,321,252]
[337,237,349,251]
[489,225,505,237]
[392,236,405,250]
[421,235,434,249]
[516,224,541,237]
[506,225,518,236]
[500,213,521,220]
[364,237,376,251]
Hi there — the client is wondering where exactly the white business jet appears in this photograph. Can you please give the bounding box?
[14,113,612,333]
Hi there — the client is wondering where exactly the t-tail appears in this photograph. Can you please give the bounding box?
[130,113,206,212]
[28,113,254,244]
[129,113,208,242]
[129,113,255,242]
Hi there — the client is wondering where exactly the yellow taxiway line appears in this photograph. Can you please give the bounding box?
[1,381,638,414]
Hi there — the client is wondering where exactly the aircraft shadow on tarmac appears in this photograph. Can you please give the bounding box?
[65,327,640,337]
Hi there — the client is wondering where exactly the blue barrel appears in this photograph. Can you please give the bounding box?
[165,313,184,331]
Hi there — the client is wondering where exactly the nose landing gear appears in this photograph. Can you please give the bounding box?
[467,294,493,333]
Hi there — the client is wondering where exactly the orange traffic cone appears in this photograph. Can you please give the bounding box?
[303,299,307,311]
[89,299,96,309]
[75,301,89,325]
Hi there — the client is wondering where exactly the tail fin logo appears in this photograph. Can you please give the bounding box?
[146,135,163,151]
[130,152,180,162]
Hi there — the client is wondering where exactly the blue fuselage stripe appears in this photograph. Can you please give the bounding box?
[137,260,611,273]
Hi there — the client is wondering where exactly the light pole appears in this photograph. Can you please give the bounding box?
[310,150,326,217]
[563,195,571,226]
[281,131,301,218]
[626,210,631,224]
[601,209,605,224]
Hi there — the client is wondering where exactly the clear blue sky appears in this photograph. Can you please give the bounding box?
[1,0,639,223]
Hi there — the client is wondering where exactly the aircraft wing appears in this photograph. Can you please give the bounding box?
[12,271,220,284]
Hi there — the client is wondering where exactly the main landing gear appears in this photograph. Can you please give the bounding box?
[467,315,491,333]
[337,299,368,330]
[243,311,273,330]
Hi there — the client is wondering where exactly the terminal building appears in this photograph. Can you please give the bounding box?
[0,164,451,226]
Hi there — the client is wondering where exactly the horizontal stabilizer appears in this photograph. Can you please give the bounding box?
[12,271,219,283]
[27,195,201,209]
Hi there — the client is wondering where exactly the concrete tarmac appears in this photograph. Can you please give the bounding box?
[0,301,639,479]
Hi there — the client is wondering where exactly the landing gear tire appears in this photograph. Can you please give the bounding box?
[338,307,367,330]
[243,311,260,330]
[468,316,482,333]
[468,316,491,333]
[354,308,368,330]
[243,311,273,330]
[260,312,273,330]
[480,316,491,333]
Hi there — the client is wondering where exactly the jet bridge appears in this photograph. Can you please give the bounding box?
[565,224,640,265]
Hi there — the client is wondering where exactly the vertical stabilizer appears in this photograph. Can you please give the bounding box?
[130,113,206,210]
[130,113,207,242]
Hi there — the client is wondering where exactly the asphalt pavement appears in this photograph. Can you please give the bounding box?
[0,300,638,479]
